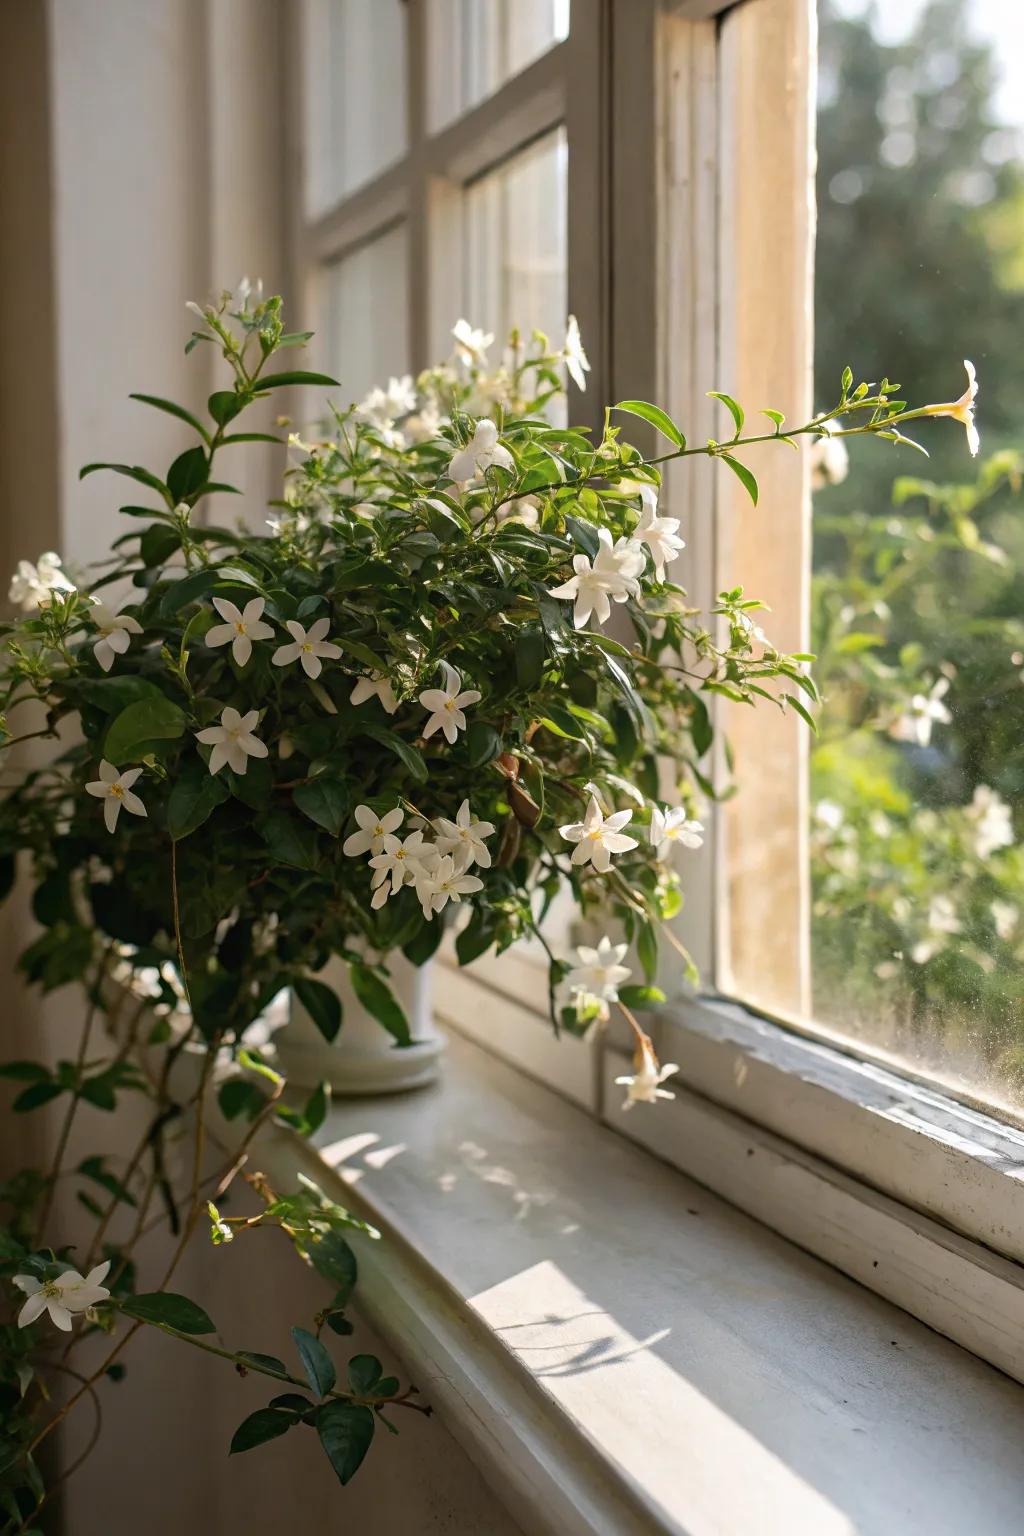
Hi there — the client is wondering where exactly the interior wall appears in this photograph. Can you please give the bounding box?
[0,2,520,1529]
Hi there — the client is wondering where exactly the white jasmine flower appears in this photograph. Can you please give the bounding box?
[343,804,404,858]
[205,596,274,667]
[350,671,399,714]
[921,360,980,456]
[416,853,484,916]
[9,552,75,611]
[632,486,685,580]
[13,1261,111,1331]
[404,401,444,443]
[992,900,1018,941]
[967,784,1014,859]
[272,617,342,680]
[559,795,639,872]
[566,937,631,1006]
[563,315,591,391]
[810,422,850,489]
[358,375,417,429]
[814,800,845,832]
[649,806,704,856]
[90,601,143,672]
[614,1036,679,1111]
[434,799,496,869]
[368,830,432,908]
[419,663,481,744]
[452,319,494,368]
[890,676,952,747]
[195,707,268,776]
[85,761,147,833]
[232,275,263,312]
[448,419,514,484]
[496,494,541,528]
[548,527,643,629]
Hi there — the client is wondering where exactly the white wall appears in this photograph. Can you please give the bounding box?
[0,3,521,1528]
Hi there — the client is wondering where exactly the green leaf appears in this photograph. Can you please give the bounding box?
[129,393,211,444]
[293,777,348,837]
[0,1060,50,1081]
[167,762,230,840]
[229,1408,294,1455]
[208,390,244,427]
[78,1155,137,1208]
[79,462,170,499]
[294,978,343,1043]
[104,694,186,764]
[514,624,546,690]
[292,1326,336,1398]
[783,693,819,733]
[167,446,209,503]
[719,453,758,506]
[122,1292,215,1334]
[618,984,667,1008]
[347,1354,382,1394]
[637,923,659,983]
[218,1079,267,1121]
[613,400,685,449]
[465,721,501,768]
[310,1230,357,1304]
[302,1081,331,1136]
[255,369,340,390]
[262,810,321,871]
[760,407,786,428]
[237,1351,288,1375]
[316,1402,375,1486]
[12,1081,62,1113]
[348,964,412,1046]
[707,391,745,436]
[357,723,428,784]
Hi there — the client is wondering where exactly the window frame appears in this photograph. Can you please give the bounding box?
[285,0,1024,1377]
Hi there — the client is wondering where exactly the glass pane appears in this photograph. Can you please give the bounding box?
[304,0,407,215]
[324,224,409,407]
[809,0,1024,1113]
[462,128,568,357]
[428,0,570,130]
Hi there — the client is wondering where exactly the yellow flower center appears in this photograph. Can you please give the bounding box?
[110,784,124,800]
[374,823,385,836]
[587,827,604,841]
[41,1279,62,1299]
[234,621,246,634]
[444,698,457,711]
[302,642,314,653]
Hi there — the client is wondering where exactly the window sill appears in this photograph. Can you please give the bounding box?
[258,1025,1024,1536]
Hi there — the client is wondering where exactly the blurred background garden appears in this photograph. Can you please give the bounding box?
[810,0,1024,1110]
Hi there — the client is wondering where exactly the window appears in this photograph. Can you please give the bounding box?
[290,0,1024,1370]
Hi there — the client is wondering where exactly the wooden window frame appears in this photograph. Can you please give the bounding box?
[285,0,1024,1376]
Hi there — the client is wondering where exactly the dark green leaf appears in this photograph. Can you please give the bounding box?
[310,1230,357,1304]
[79,462,170,499]
[255,370,340,390]
[0,1060,50,1081]
[104,694,186,764]
[167,762,230,840]
[237,1351,288,1375]
[218,1079,267,1122]
[514,624,546,689]
[347,1354,382,1394]
[262,810,320,871]
[316,1401,375,1486]
[292,1326,336,1398]
[229,1408,293,1455]
[208,390,244,427]
[465,721,501,768]
[613,400,686,448]
[130,393,211,444]
[122,1292,215,1334]
[293,777,348,836]
[302,1081,330,1136]
[167,446,210,503]
[294,978,342,1043]
[12,1082,62,1113]
[348,963,412,1046]
[357,722,428,784]
[637,923,659,984]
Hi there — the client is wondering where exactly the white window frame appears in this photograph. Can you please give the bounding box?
[286,0,1024,1382]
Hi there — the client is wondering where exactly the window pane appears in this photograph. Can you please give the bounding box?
[462,128,568,357]
[428,0,570,129]
[808,0,1024,1112]
[324,224,409,406]
[304,0,407,215]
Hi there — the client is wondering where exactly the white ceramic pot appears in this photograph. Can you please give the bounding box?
[274,954,443,1096]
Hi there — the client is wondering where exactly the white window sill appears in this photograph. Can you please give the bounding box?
[258,1025,1024,1536]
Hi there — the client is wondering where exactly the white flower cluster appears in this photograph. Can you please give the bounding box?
[547,484,685,630]
[342,798,495,916]
[558,794,703,873]
[563,934,680,1109]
